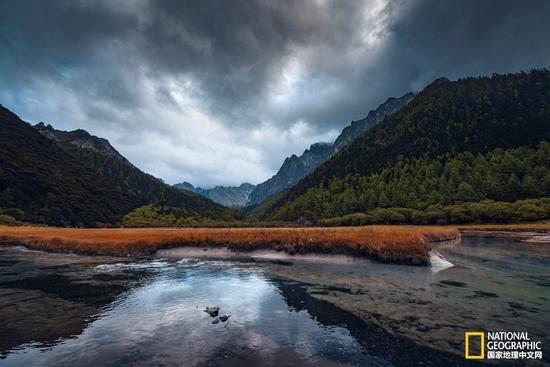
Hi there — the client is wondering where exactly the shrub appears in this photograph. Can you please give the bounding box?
[0,214,20,226]
[319,197,550,225]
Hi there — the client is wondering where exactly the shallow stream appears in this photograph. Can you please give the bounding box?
[0,235,548,366]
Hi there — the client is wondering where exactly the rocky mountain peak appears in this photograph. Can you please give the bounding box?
[174,181,256,208]
[246,92,414,207]
[33,123,129,163]
[333,92,414,152]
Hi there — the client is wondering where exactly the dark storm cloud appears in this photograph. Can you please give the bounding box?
[1,0,364,124]
[1,0,550,186]
[387,0,550,85]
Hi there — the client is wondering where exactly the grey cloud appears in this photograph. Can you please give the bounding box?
[1,0,550,186]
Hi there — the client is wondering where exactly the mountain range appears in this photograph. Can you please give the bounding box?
[173,92,413,209]
[2,69,549,227]
[245,92,414,207]
[174,182,255,207]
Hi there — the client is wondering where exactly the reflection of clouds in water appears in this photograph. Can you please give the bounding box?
[94,260,171,271]
[64,265,276,365]
[3,240,548,366]
[2,257,374,367]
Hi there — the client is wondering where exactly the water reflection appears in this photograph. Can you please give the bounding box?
[0,249,147,354]
[1,236,545,366]
[0,250,389,366]
[268,236,550,366]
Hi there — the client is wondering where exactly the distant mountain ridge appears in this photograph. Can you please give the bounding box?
[0,105,233,226]
[333,92,415,151]
[246,142,334,207]
[246,92,414,207]
[174,182,255,207]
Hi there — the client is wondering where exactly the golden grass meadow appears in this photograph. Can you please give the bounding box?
[0,226,461,265]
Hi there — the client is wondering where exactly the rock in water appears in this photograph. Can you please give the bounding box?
[204,306,220,317]
[212,318,220,324]
[219,314,230,322]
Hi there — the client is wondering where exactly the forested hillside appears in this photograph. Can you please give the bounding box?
[269,144,550,223]
[0,105,236,226]
[246,93,413,207]
[63,143,237,220]
[255,70,550,223]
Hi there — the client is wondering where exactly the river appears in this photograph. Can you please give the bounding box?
[0,235,548,366]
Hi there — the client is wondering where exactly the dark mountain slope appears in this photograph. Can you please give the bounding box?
[246,142,333,206]
[333,92,414,152]
[0,106,134,226]
[34,122,129,163]
[59,142,231,219]
[257,69,550,220]
[0,105,233,226]
[247,92,413,207]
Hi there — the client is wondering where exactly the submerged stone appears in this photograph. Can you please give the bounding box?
[204,306,220,317]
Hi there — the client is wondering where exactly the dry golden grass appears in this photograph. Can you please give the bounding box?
[0,226,459,265]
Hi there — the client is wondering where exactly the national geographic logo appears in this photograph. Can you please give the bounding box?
[465,331,543,361]
[465,332,485,359]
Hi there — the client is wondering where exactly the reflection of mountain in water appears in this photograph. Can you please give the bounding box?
[271,277,476,367]
[1,251,485,367]
[0,250,150,355]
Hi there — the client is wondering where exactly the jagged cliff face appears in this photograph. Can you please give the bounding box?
[246,92,414,207]
[173,181,202,195]
[333,92,415,152]
[34,122,129,163]
[174,182,255,208]
[246,142,333,207]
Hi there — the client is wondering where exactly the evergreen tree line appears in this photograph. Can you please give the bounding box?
[122,204,239,227]
[317,198,550,226]
[269,143,550,223]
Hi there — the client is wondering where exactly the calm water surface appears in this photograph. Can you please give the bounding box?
[0,236,548,366]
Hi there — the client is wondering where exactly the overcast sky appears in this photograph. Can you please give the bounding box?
[1,0,550,187]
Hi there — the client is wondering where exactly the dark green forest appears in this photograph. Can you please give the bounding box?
[122,204,241,227]
[60,142,239,221]
[317,198,550,226]
[257,70,550,222]
[267,144,550,223]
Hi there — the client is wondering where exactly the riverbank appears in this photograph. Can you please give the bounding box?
[267,235,550,362]
[0,226,459,265]
[457,223,550,243]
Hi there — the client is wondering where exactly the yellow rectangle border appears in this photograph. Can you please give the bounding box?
[465,332,485,359]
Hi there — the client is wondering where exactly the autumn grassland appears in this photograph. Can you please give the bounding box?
[0,226,460,265]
